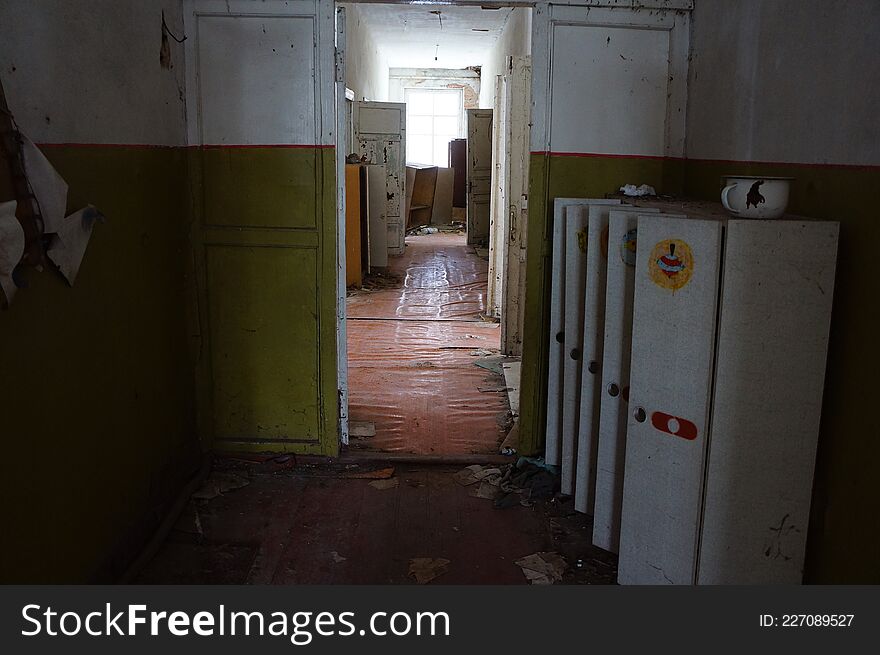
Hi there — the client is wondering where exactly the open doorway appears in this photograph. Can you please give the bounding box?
[337,2,533,456]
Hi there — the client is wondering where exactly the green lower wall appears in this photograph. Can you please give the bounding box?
[683,159,880,583]
[519,152,880,583]
[0,146,200,583]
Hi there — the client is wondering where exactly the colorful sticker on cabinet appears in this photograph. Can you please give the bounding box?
[648,239,694,291]
[620,228,638,267]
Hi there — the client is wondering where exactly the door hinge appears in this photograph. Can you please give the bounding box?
[335,49,344,83]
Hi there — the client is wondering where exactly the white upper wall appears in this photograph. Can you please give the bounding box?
[343,2,389,101]
[479,7,532,109]
[686,0,880,166]
[0,0,187,146]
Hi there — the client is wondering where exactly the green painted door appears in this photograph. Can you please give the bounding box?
[183,0,339,454]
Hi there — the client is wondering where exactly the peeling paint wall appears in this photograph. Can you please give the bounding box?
[0,0,199,582]
[342,2,389,101]
[479,7,532,109]
[684,0,880,583]
[388,68,482,111]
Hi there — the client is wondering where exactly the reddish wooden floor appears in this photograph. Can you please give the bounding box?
[135,462,617,585]
[346,233,508,455]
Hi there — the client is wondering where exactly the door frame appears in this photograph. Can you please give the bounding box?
[333,0,540,451]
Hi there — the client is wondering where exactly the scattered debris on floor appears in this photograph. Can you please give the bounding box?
[191,471,250,501]
[347,270,403,295]
[409,557,450,584]
[349,421,376,438]
[500,422,519,456]
[474,354,507,375]
[407,225,439,236]
[136,461,618,585]
[454,458,560,509]
[515,551,568,585]
[368,477,399,490]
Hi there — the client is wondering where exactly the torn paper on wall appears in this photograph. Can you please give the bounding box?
[46,205,104,285]
[0,200,24,306]
[21,134,68,233]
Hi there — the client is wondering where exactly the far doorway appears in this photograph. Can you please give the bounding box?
[337,2,533,456]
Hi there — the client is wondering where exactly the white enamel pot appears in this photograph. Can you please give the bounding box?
[720,176,793,219]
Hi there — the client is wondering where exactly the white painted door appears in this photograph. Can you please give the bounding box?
[697,220,838,584]
[500,55,532,356]
[466,108,493,246]
[573,202,630,514]
[353,101,406,255]
[487,76,506,320]
[546,198,619,470]
[618,215,723,584]
[365,164,387,269]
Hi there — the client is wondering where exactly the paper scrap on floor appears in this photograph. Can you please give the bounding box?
[515,552,568,585]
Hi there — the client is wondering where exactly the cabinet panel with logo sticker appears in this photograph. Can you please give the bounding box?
[618,216,723,585]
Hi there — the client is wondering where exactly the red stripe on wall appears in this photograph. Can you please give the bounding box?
[35,143,335,150]
[532,150,880,171]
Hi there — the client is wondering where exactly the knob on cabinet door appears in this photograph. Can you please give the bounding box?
[587,360,599,374]
[633,407,647,423]
[555,331,564,344]
[607,383,620,397]
[570,348,580,360]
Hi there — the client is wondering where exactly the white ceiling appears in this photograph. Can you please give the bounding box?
[352,4,514,69]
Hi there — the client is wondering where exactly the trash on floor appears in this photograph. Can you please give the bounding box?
[368,477,399,490]
[406,225,439,236]
[408,557,450,584]
[453,464,484,486]
[330,551,347,564]
[349,421,376,438]
[192,472,250,501]
[473,355,507,375]
[500,421,519,456]
[515,551,569,584]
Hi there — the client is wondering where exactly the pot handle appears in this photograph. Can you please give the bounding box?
[721,183,739,214]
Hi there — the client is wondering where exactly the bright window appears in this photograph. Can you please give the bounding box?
[405,88,463,167]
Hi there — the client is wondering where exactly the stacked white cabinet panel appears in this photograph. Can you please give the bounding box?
[697,220,838,584]
[618,213,839,584]
[618,215,724,585]
[545,198,620,473]
[560,200,622,493]
[591,207,672,549]
[573,202,631,514]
